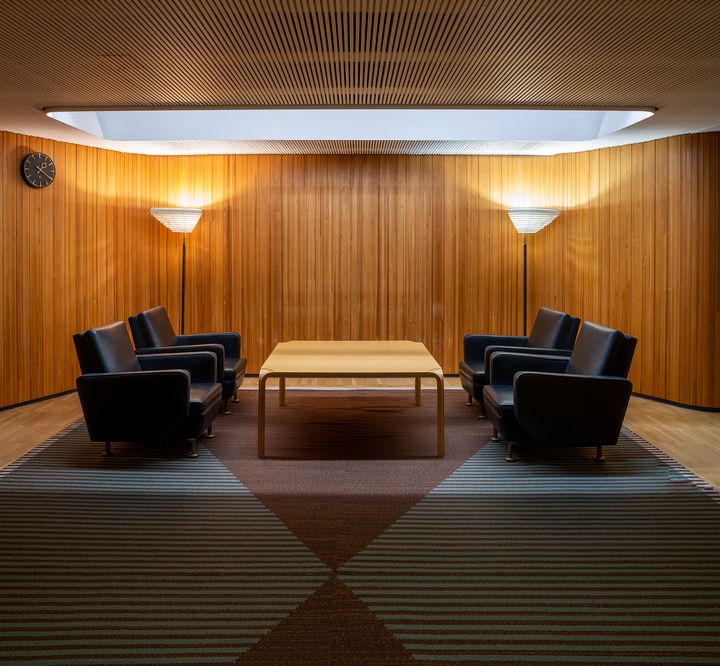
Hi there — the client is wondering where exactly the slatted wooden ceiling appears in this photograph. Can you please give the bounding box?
[1,0,720,153]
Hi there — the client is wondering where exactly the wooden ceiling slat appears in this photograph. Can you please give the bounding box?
[344,7,355,106]
[414,2,476,105]
[392,3,437,105]
[312,2,334,105]
[2,0,720,153]
[213,2,278,104]
[378,0,406,106]
[4,0,720,107]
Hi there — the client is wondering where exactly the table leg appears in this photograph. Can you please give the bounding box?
[258,375,267,458]
[415,377,422,406]
[279,376,286,406]
[435,375,445,458]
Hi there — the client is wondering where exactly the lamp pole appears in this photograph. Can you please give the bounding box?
[181,233,187,334]
[149,207,202,335]
[507,208,560,337]
[522,234,527,336]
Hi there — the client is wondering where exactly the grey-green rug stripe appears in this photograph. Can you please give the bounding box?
[339,430,720,664]
[0,423,331,665]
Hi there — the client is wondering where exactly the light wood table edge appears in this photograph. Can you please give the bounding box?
[258,371,444,459]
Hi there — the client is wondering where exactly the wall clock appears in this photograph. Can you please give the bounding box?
[21,152,56,188]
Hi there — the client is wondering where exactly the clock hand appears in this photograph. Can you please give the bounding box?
[37,167,52,178]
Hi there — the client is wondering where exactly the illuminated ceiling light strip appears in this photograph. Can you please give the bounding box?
[47,108,654,143]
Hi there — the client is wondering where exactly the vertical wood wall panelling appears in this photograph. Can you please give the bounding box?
[1,130,719,408]
[533,133,720,408]
[0,132,177,407]
[1,132,19,406]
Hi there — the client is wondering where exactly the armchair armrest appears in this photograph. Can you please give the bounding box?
[76,371,190,441]
[463,334,528,362]
[138,352,217,384]
[488,352,570,385]
[177,332,241,359]
[484,345,572,370]
[514,372,633,446]
[135,344,225,382]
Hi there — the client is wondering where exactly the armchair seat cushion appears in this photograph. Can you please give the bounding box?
[224,357,247,383]
[459,360,485,384]
[459,360,486,402]
[189,382,222,415]
[483,384,514,418]
[483,384,531,443]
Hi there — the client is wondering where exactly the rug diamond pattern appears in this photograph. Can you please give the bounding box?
[209,389,486,663]
[8,391,720,664]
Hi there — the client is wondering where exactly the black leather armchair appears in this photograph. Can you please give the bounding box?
[73,321,222,457]
[483,322,637,462]
[129,306,247,415]
[459,307,580,414]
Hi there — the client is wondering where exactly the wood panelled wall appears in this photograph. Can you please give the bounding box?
[0,132,181,408]
[532,136,720,409]
[1,130,719,408]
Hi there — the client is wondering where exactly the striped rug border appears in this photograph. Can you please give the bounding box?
[2,421,717,500]
[622,426,720,499]
[0,420,85,478]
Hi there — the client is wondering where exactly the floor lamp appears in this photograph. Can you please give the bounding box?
[507,207,559,335]
[150,207,203,334]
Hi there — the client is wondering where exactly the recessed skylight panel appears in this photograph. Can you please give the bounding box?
[48,108,653,146]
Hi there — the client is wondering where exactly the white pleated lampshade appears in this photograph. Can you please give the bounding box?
[507,207,559,234]
[150,207,202,233]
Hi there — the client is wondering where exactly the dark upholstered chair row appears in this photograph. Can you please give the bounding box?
[73,322,222,458]
[459,307,581,412]
[483,322,637,462]
[129,306,247,415]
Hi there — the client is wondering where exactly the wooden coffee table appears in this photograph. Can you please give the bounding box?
[257,341,444,458]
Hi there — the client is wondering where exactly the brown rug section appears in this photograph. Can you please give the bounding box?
[233,577,417,665]
[207,389,480,664]
[207,389,485,570]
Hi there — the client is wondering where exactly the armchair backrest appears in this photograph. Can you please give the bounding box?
[128,314,149,348]
[73,322,141,374]
[73,331,97,375]
[565,322,637,377]
[135,306,178,348]
[527,307,581,349]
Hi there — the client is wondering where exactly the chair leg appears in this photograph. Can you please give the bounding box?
[205,424,215,439]
[594,445,605,462]
[505,441,517,462]
[490,428,503,442]
[188,438,199,458]
[221,399,231,415]
[477,403,487,419]
[465,393,473,406]
[232,388,240,403]
[103,441,113,457]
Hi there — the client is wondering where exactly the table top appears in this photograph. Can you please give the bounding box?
[259,340,443,377]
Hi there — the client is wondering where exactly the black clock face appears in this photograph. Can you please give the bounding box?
[21,153,56,188]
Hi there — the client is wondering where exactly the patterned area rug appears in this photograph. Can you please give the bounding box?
[1,389,720,665]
